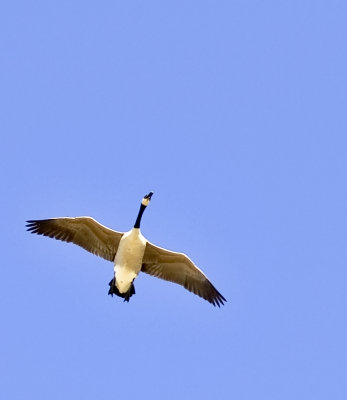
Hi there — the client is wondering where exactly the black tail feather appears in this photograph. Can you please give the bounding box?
[108,279,135,303]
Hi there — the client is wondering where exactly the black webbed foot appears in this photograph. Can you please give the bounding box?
[107,278,136,302]
[108,278,116,296]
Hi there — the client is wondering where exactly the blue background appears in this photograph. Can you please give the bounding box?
[1,1,346,399]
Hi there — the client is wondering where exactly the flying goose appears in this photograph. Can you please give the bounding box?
[26,192,226,307]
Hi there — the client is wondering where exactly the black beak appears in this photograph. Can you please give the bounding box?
[144,191,153,200]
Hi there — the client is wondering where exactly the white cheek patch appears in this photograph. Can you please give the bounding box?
[141,198,150,206]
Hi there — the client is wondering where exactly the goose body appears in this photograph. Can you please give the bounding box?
[26,192,226,307]
[114,228,146,293]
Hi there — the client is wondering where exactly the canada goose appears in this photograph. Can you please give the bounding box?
[26,192,226,307]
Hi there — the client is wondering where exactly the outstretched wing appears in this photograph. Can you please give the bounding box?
[142,242,226,307]
[26,217,123,262]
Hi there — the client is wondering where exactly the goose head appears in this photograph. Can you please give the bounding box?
[141,191,153,207]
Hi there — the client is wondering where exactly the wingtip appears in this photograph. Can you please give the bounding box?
[26,219,46,234]
[26,220,36,232]
[211,292,227,307]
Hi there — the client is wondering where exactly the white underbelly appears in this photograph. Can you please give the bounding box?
[115,266,138,292]
[114,229,146,293]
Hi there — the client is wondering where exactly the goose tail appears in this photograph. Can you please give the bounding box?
[108,279,135,303]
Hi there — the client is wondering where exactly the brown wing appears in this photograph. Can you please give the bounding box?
[142,242,226,307]
[26,217,123,262]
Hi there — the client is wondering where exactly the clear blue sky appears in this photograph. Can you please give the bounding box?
[1,1,346,399]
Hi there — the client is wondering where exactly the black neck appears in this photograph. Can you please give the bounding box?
[134,204,146,229]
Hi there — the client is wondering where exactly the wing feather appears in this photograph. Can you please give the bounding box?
[26,217,122,262]
[142,242,226,307]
